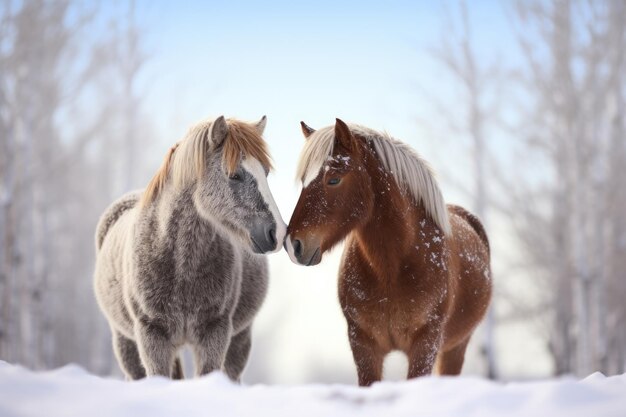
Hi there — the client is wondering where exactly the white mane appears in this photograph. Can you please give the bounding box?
[170,119,214,190]
[141,117,272,207]
[296,124,451,235]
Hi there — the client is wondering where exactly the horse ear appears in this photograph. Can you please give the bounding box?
[210,115,228,147]
[255,115,267,135]
[334,118,354,151]
[300,121,315,139]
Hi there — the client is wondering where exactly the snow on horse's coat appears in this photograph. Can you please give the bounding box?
[286,119,491,386]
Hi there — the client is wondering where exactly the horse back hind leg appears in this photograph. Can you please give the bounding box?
[112,330,146,380]
[435,337,470,376]
[224,326,252,382]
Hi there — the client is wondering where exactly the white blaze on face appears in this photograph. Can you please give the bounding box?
[302,163,323,188]
[241,158,287,253]
[284,234,299,264]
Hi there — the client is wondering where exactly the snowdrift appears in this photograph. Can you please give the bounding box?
[0,361,624,417]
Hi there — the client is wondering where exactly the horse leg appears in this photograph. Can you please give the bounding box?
[135,321,176,377]
[171,356,184,380]
[223,326,252,382]
[191,316,232,376]
[435,338,470,376]
[112,330,146,380]
[347,322,384,386]
[406,324,442,379]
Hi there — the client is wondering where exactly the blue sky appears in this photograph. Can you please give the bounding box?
[117,0,522,204]
[127,1,516,146]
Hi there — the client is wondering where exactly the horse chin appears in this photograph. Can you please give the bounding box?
[306,248,322,266]
[260,241,282,254]
[241,234,266,254]
[248,237,265,254]
[223,223,254,251]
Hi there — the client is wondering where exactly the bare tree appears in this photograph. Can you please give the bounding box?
[428,0,626,378]
[117,0,147,192]
[0,0,151,372]
[510,0,626,375]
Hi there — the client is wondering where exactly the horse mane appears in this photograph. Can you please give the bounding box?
[296,124,451,235]
[140,118,272,207]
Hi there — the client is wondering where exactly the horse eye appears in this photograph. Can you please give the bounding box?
[327,178,341,186]
[230,173,243,182]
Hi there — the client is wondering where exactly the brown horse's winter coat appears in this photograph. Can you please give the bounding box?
[286,119,491,386]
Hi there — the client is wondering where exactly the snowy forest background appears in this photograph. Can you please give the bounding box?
[0,0,624,383]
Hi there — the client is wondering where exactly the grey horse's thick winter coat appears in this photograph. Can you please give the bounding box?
[93,116,285,381]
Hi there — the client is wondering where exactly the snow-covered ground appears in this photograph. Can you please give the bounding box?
[1,361,625,417]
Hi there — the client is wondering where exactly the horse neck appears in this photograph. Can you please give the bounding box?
[149,181,216,246]
[353,153,421,277]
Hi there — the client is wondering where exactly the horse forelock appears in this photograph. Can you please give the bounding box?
[295,123,451,235]
[296,126,336,187]
[223,119,273,175]
[140,117,273,207]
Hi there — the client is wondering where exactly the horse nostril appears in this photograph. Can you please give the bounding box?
[268,227,276,247]
[293,239,302,257]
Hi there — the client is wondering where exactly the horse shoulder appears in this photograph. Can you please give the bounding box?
[337,236,390,321]
[338,236,368,297]
[232,252,268,332]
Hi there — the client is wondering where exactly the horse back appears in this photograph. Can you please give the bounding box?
[95,191,142,251]
[447,205,489,255]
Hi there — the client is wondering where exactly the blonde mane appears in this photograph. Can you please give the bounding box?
[141,118,272,207]
[296,124,451,235]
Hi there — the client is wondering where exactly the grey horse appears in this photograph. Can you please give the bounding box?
[93,116,286,381]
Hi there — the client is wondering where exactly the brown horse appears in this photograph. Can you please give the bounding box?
[285,119,491,386]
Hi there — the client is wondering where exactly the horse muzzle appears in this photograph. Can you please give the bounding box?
[284,234,322,266]
[249,217,285,254]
